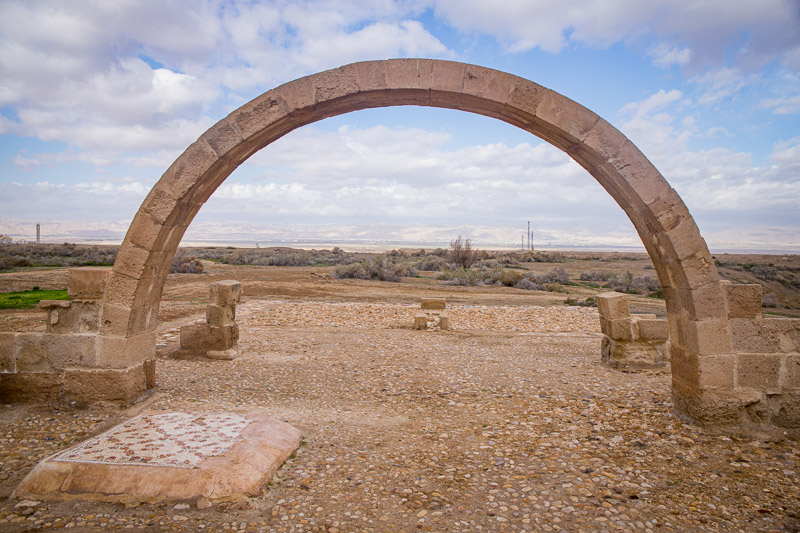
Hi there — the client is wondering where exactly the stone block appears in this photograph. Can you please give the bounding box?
[785,354,800,389]
[43,300,100,334]
[439,312,451,331]
[430,60,466,109]
[596,292,630,320]
[601,318,632,341]
[63,364,148,404]
[534,90,599,150]
[729,318,800,354]
[0,373,62,403]
[180,324,238,353]
[414,314,427,330]
[113,242,152,281]
[0,332,15,372]
[697,354,734,389]
[724,283,762,319]
[68,268,109,300]
[685,318,732,356]
[45,334,97,369]
[143,358,156,390]
[601,338,665,369]
[635,318,669,341]
[209,280,242,307]
[16,333,48,372]
[420,298,446,311]
[201,117,244,160]
[736,353,782,392]
[96,331,157,369]
[771,392,800,429]
[98,303,133,337]
[206,304,234,327]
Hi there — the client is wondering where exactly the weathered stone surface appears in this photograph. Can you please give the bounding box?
[736,353,783,393]
[420,298,446,311]
[413,314,427,330]
[96,331,157,369]
[45,333,97,369]
[14,412,301,504]
[601,336,666,368]
[15,333,48,372]
[62,363,148,404]
[635,318,669,341]
[697,354,735,389]
[0,332,15,372]
[595,292,630,320]
[439,312,451,331]
[41,300,99,334]
[180,324,239,353]
[0,372,61,403]
[67,268,109,300]
[730,317,800,354]
[722,282,763,319]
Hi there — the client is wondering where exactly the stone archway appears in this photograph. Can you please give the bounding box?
[86,59,781,434]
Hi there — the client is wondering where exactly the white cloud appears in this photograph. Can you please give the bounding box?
[618,90,800,219]
[433,0,800,73]
[759,94,800,115]
[647,43,692,69]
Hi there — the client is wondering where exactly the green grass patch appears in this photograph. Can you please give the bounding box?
[0,289,69,309]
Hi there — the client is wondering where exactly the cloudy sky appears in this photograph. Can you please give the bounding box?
[0,0,798,251]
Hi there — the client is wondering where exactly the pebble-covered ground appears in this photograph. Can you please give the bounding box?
[0,300,798,532]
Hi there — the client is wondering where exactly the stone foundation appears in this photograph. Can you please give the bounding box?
[173,280,242,359]
[0,269,155,405]
[596,292,669,369]
[413,298,451,331]
[680,282,800,438]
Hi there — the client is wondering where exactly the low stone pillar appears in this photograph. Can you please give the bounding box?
[414,298,450,331]
[174,281,242,360]
[597,292,669,369]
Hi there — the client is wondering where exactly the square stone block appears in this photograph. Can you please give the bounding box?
[45,333,98,369]
[602,318,632,341]
[685,318,732,355]
[439,312,451,331]
[736,353,782,392]
[206,304,235,327]
[697,354,734,389]
[16,333,48,372]
[414,314,427,330]
[62,363,148,403]
[596,292,630,320]
[209,280,242,307]
[724,283,763,319]
[180,324,238,352]
[636,319,669,341]
[420,298,446,311]
[43,300,100,334]
[785,354,800,389]
[68,268,109,300]
[97,331,157,369]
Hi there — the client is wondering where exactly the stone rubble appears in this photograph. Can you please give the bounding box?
[0,300,797,532]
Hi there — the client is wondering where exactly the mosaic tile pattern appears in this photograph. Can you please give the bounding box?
[53,413,251,468]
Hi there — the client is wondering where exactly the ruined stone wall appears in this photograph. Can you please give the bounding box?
[597,292,670,369]
[0,269,154,404]
[173,280,241,360]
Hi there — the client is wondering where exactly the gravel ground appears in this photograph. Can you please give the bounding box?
[0,300,798,532]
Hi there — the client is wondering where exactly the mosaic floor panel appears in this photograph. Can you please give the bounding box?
[53,412,251,468]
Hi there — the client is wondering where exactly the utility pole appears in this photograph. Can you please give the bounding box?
[36,222,40,244]
[527,221,530,251]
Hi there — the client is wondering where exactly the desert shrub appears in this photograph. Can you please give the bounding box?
[449,236,477,269]
[604,272,661,294]
[536,266,569,284]
[170,253,204,274]
[750,264,777,281]
[580,271,612,282]
[514,267,571,291]
[514,277,544,291]
[332,254,416,282]
[439,267,483,286]
[416,256,448,271]
[566,296,596,307]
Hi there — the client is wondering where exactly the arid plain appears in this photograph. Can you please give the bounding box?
[0,249,798,532]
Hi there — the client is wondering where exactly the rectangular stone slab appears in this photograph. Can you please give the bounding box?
[13,411,301,504]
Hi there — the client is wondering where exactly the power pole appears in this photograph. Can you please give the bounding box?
[527,221,530,251]
[36,222,40,244]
